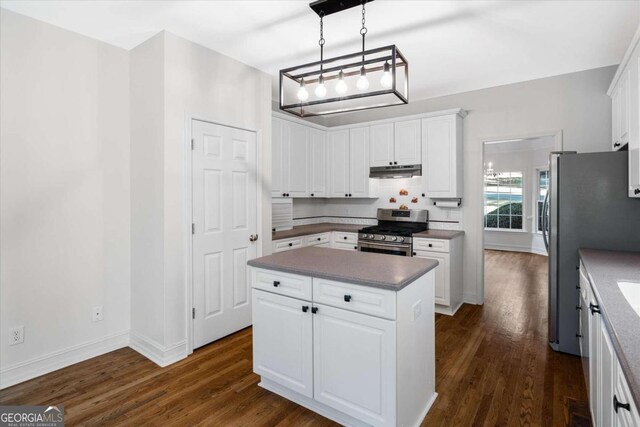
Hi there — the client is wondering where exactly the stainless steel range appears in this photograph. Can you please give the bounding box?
[358,209,429,257]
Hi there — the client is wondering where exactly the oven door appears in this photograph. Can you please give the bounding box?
[358,241,412,257]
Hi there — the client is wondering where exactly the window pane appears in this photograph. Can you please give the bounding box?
[486,214,498,228]
[511,202,522,216]
[511,215,523,230]
[499,216,511,229]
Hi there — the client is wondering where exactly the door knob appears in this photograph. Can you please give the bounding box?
[249,234,259,242]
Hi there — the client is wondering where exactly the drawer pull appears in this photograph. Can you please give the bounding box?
[344,295,352,302]
[302,305,309,313]
[343,236,348,240]
[353,246,357,250]
[428,243,433,247]
[273,281,280,287]
[317,237,322,241]
[311,307,318,314]
[614,395,631,413]
[412,252,416,256]
[288,242,293,247]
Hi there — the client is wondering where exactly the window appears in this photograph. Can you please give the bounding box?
[536,169,549,232]
[484,171,523,231]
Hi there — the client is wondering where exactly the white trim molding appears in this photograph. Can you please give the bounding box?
[607,24,640,95]
[129,332,188,368]
[0,330,129,389]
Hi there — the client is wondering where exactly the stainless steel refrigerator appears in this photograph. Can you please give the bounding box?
[542,150,640,356]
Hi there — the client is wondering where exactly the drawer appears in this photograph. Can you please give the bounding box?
[304,232,331,247]
[413,238,449,253]
[332,231,358,244]
[332,242,359,251]
[252,268,312,301]
[273,237,304,253]
[313,278,396,320]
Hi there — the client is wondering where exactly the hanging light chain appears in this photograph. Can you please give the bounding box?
[319,11,325,74]
[360,1,367,64]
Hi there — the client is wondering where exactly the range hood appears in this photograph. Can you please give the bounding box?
[369,164,422,179]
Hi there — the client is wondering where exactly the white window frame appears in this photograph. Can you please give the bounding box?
[484,170,526,232]
[535,167,549,235]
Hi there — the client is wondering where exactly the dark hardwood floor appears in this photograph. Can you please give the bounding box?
[0,250,590,426]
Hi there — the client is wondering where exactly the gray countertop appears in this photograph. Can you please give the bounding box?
[272,223,363,240]
[273,223,464,241]
[579,248,640,409]
[412,230,465,240]
[248,246,439,291]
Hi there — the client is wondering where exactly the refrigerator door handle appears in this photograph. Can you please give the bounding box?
[542,191,549,253]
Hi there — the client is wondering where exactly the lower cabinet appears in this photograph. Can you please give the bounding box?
[272,231,358,253]
[313,304,396,426]
[251,268,436,427]
[412,235,463,315]
[580,262,640,427]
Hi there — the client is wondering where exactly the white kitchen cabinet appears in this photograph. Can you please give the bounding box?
[251,267,436,427]
[327,130,351,197]
[313,303,396,427]
[422,114,463,199]
[580,259,640,427]
[272,118,309,198]
[608,29,640,197]
[370,123,395,167]
[252,290,313,397]
[303,232,330,247]
[308,128,327,198]
[349,127,371,197]
[394,119,422,166]
[413,235,463,315]
[272,117,287,198]
[287,122,310,197]
[272,236,304,253]
[370,120,421,167]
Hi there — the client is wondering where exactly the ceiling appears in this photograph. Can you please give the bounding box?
[2,1,639,102]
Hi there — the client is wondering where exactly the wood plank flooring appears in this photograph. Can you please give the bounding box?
[0,250,590,426]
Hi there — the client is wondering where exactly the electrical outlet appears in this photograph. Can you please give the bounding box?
[412,300,422,320]
[92,306,103,322]
[9,326,24,345]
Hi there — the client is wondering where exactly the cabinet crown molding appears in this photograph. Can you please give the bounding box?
[608,24,640,95]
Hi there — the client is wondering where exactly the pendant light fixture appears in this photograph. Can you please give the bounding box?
[279,0,408,117]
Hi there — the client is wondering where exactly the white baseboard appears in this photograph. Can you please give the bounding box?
[0,330,129,389]
[435,301,463,316]
[484,243,547,256]
[129,332,187,367]
[463,292,478,305]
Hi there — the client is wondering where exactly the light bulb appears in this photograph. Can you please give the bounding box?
[356,67,369,91]
[335,70,348,95]
[297,79,309,101]
[314,74,327,98]
[380,61,393,88]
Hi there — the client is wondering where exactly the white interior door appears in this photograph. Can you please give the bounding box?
[192,119,258,349]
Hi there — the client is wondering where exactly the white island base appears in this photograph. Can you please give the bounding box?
[251,266,437,427]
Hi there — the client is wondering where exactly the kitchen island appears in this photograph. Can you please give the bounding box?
[247,247,439,427]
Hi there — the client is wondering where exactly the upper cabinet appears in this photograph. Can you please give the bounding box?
[609,26,640,198]
[422,113,464,199]
[394,119,422,166]
[308,128,327,198]
[369,120,421,167]
[327,129,373,198]
[288,122,310,197]
[272,117,317,198]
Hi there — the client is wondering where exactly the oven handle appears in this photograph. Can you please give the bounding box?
[358,241,411,250]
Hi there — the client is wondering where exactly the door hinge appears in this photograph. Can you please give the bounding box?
[192,223,195,234]
[191,138,194,150]
[192,307,195,319]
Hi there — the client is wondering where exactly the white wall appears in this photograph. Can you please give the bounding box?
[294,66,615,303]
[130,31,272,359]
[483,138,555,255]
[0,9,131,386]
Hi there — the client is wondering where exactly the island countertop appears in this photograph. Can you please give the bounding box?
[579,248,640,409]
[248,246,439,291]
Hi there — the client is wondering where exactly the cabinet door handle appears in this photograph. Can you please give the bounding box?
[273,281,280,287]
[310,193,314,197]
[576,305,582,311]
[344,236,348,240]
[614,142,621,148]
[282,193,286,197]
[344,295,352,302]
[428,243,433,247]
[576,333,582,338]
[354,246,357,250]
[345,193,348,197]
[412,252,416,256]
[302,305,309,312]
[394,161,397,165]
[614,395,631,413]
[389,162,393,165]
[635,188,640,195]
[311,307,318,314]
[421,193,425,197]
[349,194,352,197]
[589,303,600,315]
